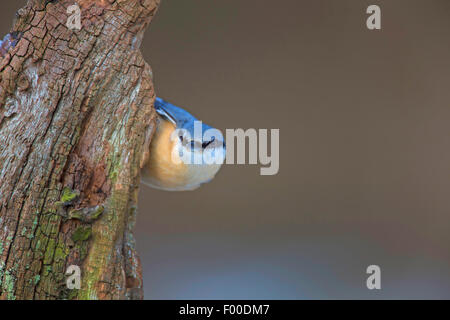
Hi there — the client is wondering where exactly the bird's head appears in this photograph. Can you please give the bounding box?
[142,97,226,191]
[171,122,226,167]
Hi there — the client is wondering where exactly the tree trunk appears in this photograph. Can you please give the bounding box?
[0,0,159,300]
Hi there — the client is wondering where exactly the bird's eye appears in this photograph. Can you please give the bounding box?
[202,137,215,149]
[202,140,212,149]
[179,136,183,142]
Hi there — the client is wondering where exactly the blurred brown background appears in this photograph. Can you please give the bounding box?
[3,0,450,299]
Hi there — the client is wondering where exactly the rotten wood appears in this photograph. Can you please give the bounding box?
[0,0,159,299]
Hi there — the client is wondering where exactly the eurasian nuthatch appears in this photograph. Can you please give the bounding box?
[141,97,226,191]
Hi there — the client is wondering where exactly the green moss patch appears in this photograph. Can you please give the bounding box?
[71,226,92,243]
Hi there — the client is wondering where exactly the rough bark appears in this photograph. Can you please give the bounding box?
[0,0,159,300]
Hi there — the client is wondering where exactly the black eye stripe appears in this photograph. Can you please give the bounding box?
[202,140,213,148]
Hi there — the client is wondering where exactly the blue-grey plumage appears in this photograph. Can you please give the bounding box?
[141,97,226,191]
[153,97,215,137]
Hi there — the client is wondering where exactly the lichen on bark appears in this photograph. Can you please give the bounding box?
[0,0,159,300]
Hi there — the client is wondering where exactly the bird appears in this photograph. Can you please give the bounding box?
[0,32,21,58]
[141,97,226,191]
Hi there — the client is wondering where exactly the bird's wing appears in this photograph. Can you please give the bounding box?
[154,97,178,125]
[154,97,199,129]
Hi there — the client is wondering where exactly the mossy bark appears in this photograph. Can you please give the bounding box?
[0,0,159,300]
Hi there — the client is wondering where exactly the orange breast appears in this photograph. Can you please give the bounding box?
[141,119,189,190]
